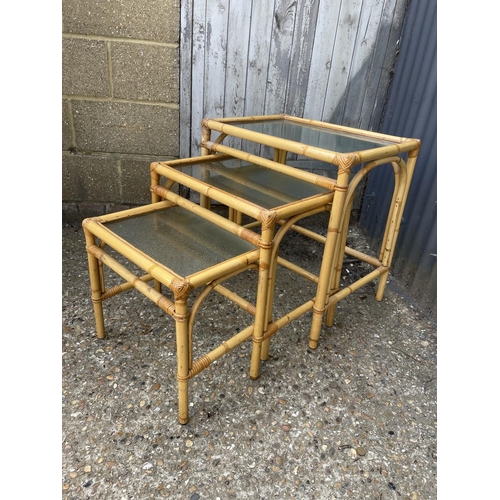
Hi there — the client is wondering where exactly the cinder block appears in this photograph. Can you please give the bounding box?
[62,100,73,150]
[104,204,132,214]
[62,38,110,97]
[62,0,180,44]
[111,42,179,103]
[79,202,108,220]
[72,100,179,156]
[63,154,120,202]
[120,158,158,204]
[62,203,81,224]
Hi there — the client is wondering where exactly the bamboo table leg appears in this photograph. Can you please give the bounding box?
[250,223,275,379]
[84,230,106,339]
[376,151,417,301]
[309,166,350,349]
[175,297,190,424]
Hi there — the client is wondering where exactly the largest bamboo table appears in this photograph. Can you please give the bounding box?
[199,114,421,349]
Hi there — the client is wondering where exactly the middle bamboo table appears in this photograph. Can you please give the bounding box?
[150,152,338,367]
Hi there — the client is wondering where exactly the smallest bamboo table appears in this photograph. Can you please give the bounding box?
[83,196,272,424]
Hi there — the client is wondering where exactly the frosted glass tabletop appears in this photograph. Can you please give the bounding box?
[227,119,394,153]
[176,158,330,209]
[105,206,256,277]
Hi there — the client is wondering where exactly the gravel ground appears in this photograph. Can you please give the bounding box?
[62,217,437,500]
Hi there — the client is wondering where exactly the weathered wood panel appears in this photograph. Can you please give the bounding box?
[189,2,207,156]
[285,0,320,118]
[180,0,193,158]
[181,0,408,161]
[303,0,342,120]
[224,2,252,150]
[243,2,275,155]
[264,0,297,115]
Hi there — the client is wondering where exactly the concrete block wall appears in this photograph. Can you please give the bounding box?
[62,0,180,223]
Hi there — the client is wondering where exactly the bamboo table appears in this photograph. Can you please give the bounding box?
[151,153,337,369]
[199,114,421,349]
[83,199,266,424]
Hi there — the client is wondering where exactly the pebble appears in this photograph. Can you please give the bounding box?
[356,447,367,456]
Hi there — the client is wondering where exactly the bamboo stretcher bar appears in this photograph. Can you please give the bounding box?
[242,218,329,247]
[262,299,316,341]
[278,222,328,244]
[87,244,176,317]
[327,267,389,306]
[271,192,334,221]
[187,249,261,291]
[242,220,262,229]
[276,256,320,284]
[213,284,257,316]
[343,247,383,268]
[188,324,255,379]
[101,273,154,300]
